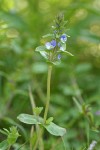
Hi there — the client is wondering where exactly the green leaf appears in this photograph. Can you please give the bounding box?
[61,50,74,56]
[0,140,9,150]
[42,34,53,38]
[35,46,48,59]
[0,127,20,146]
[44,122,66,136]
[17,114,41,125]
[58,43,73,56]
[3,117,27,140]
[40,51,48,59]
[7,126,20,145]
[33,107,43,116]
[17,114,66,136]
[35,46,46,52]
[46,117,54,125]
[0,129,8,136]
[3,128,10,134]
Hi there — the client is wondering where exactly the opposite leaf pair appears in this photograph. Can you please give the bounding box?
[17,113,66,137]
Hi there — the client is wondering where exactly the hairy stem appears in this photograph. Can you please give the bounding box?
[44,65,52,123]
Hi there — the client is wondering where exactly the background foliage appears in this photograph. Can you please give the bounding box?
[0,0,100,149]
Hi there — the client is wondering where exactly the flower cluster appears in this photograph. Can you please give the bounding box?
[45,34,67,61]
[36,14,73,65]
[45,34,67,60]
[45,34,67,50]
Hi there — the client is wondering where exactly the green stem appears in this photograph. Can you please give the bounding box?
[7,146,10,150]
[33,128,43,150]
[29,86,44,150]
[43,65,52,123]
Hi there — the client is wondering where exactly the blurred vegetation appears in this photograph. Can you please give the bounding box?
[0,0,100,149]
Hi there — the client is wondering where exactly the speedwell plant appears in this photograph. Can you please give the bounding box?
[17,14,73,150]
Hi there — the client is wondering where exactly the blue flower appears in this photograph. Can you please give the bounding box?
[50,40,56,47]
[57,54,61,60]
[45,42,52,50]
[45,40,56,50]
[58,42,65,51]
[60,34,67,43]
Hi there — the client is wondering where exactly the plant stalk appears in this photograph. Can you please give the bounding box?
[33,128,43,150]
[28,86,44,150]
[43,65,52,123]
[7,146,10,150]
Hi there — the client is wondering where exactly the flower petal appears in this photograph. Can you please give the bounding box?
[50,40,56,47]
[60,34,67,43]
[45,42,51,50]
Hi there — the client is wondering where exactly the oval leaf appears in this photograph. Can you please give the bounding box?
[40,51,48,59]
[0,140,9,150]
[17,114,41,125]
[42,34,53,38]
[35,46,46,52]
[44,122,66,136]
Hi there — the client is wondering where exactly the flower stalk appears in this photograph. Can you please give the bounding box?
[44,65,52,123]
